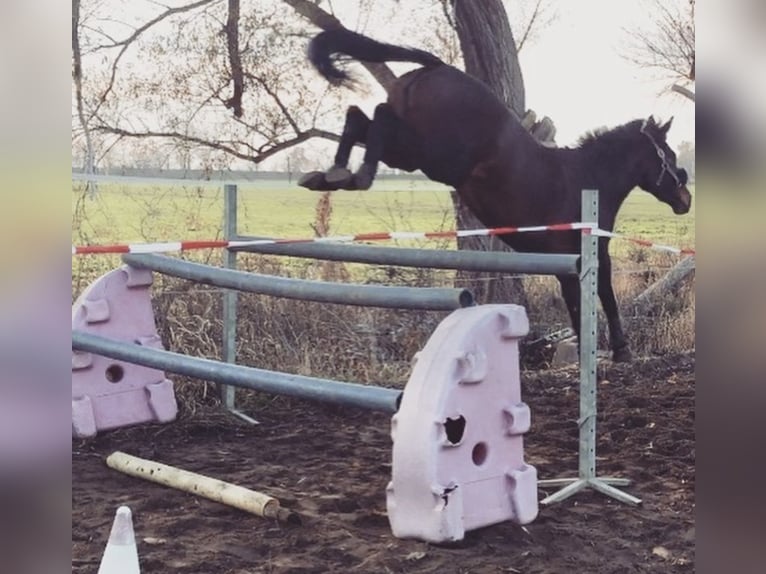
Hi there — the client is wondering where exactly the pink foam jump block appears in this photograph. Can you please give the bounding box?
[72,265,177,438]
[387,304,537,543]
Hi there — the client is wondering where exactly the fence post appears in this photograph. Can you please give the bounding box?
[221,184,257,424]
[579,188,599,482]
[539,189,641,506]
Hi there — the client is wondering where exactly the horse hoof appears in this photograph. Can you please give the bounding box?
[325,166,354,186]
[612,346,633,363]
[353,164,376,190]
[297,171,327,190]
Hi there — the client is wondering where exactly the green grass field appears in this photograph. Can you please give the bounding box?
[72,179,695,264]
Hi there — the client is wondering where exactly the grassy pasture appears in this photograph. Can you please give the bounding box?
[72,178,695,260]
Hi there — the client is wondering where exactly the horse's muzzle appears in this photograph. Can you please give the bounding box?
[672,186,692,214]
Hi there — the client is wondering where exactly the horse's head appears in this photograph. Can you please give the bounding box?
[637,117,692,214]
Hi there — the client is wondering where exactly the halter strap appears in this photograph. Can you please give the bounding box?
[640,119,683,188]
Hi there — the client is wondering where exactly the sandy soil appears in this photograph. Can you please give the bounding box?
[72,352,694,573]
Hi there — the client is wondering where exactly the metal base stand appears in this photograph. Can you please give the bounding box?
[539,477,640,506]
[539,190,640,507]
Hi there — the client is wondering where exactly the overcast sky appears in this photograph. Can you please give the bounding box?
[519,0,694,147]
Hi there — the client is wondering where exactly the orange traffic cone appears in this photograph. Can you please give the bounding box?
[97,506,140,574]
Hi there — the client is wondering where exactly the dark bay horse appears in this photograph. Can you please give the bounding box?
[299,29,692,362]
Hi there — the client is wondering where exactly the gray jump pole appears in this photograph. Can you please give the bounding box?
[72,330,402,414]
[122,253,474,311]
[230,237,580,276]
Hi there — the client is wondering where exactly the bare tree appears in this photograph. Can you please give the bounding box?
[76,0,347,170]
[72,0,98,196]
[623,0,695,100]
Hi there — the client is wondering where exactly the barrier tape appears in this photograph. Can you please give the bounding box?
[72,222,695,256]
[591,229,696,256]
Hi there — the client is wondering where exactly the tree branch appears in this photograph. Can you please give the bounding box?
[247,74,301,134]
[94,0,221,51]
[515,0,543,53]
[93,125,340,165]
[281,0,397,90]
[224,0,245,118]
[93,0,220,116]
[671,83,695,101]
[622,0,695,85]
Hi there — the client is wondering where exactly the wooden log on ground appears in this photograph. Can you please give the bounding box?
[632,256,696,312]
[106,451,299,524]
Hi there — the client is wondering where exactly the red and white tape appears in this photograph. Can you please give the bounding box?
[72,222,694,256]
[591,229,696,256]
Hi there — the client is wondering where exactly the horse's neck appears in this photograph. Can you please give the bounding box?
[562,143,642,229]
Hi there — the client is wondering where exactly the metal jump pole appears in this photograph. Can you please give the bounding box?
[230,238,580,276]
[538,188,642,506]
[121,253,473,310]
[72,331,402,414]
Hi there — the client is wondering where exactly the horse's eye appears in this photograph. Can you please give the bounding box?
[678,168,688,184]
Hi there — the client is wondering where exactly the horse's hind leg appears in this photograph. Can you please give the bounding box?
[298,105,369,190]
[332,106,369,170]
[354,103,412,190]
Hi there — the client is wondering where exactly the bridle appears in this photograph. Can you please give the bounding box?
[640,119,684,188]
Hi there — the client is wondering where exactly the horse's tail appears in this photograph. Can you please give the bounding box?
[308,29,444,87]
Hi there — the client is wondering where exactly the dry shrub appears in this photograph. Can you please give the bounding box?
[519,248,695,367]
[149,253,448,410]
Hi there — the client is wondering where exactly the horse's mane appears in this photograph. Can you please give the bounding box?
[575,120,643,151]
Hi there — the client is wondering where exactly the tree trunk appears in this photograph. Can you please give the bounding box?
[449,0,530,306]
[453,0,525,118]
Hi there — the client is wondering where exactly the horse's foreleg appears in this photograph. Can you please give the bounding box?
[298,105,369,191]
[597,245,632,362]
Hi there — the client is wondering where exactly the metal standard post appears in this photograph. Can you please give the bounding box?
[221,184,256,424]
[539,189,641,506]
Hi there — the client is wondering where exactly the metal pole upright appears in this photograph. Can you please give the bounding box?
[539,189,641,506]
[222,184,257,424]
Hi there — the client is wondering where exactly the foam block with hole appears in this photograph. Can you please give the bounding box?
[72,265,177,438]
[387,304,537,543]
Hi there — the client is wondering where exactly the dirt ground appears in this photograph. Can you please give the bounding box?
[72,352,694,574]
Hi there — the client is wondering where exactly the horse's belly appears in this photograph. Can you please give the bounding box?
[388,67,511,185]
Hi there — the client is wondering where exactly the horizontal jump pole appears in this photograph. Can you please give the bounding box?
[122,253,473,311]
[230,235,580,276]
[72,331,402,414]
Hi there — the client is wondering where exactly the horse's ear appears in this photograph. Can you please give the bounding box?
[660,116,674,135]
